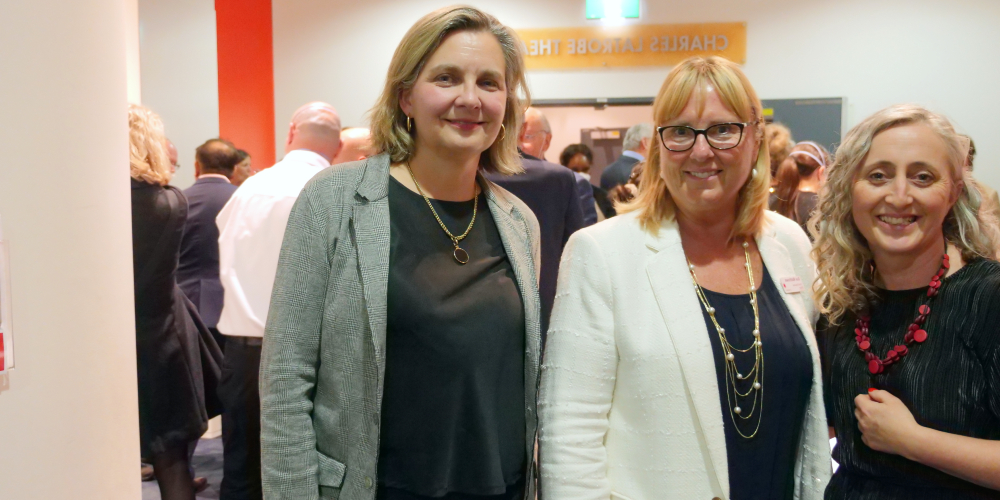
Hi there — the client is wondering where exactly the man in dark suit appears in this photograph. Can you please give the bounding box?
[518,106,598,226]
[486,150,584,338]
[600,122,653,191]
[178,138,241,351]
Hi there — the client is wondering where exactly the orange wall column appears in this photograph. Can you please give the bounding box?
[216,0,276,168]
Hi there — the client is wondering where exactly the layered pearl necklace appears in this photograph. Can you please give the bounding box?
[687,240,765,439]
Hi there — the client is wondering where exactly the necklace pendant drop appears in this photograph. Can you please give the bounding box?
[453,244,469,265]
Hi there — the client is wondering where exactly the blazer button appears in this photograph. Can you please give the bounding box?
[712,497,722,500]
[365,476,374,489]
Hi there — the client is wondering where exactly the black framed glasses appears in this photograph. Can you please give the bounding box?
[657,122,748,152]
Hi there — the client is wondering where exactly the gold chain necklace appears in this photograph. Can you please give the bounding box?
[404,163,478,264]
[687,240,765,439]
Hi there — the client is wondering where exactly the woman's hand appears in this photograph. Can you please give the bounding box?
[854,389,924,457]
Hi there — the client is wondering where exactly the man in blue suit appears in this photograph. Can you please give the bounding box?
[600,122,653,191]
[178,138,241,351]
[486,111,587,337]
[517,107,598,226]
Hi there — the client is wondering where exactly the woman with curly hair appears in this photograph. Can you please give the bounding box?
[812,104,1000,499]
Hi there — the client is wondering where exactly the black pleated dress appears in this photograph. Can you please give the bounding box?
[820,258,1000,499]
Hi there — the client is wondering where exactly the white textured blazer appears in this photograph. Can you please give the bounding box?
[539,210,831,500]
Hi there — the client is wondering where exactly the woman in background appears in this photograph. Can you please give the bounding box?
[129,104,220,500]
[770,141,830,233]
[765,122,794,182]
[813,104,1000,499]
[229,149,254,186]
[560,143,615,219]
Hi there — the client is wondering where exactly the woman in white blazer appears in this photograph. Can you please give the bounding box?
[538,56,831,500]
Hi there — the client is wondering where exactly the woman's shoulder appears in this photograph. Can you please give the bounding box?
[300,154,388,205]
[764,210,811,252]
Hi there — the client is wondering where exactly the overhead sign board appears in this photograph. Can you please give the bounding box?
[516,22,746,70]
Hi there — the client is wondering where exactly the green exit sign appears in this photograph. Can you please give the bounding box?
[586,0,640,19]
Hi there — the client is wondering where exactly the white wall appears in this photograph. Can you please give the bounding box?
[0,1,141,498]
[139,0,220,189]
[273,0,1000,189]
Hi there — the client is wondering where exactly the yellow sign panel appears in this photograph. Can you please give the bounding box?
[516,22,746,70]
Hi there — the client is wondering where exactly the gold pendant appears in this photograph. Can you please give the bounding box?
[453,245,469,264]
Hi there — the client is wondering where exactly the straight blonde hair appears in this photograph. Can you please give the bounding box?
[811,104,1000,324]
[129,104,172,186]
[368,6,529,175]
[617,56,770,240]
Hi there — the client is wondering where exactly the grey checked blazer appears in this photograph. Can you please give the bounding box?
[260,153,543,500]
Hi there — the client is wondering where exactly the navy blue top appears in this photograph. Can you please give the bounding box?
[699,266,813,500]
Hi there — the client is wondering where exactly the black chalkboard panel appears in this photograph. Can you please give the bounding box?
[761,97,844,153]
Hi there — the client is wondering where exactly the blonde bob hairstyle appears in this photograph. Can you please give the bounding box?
[369,6,529,175]
[810,104,1000,324]
[129,103,172,186]
[617,56,770,239]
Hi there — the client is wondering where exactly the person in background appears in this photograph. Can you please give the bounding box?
[229,149,254,186]
[488,124,585,337]
[520,106,598,225]
[540,56,830,500]
[769,141,830,235]
[963,136,1000,227]
[178,138,241,353]
[765,122,794,183]
[599,122,652,191]
[813,104,1000,499]
[216,101,342,500]
[608,162,643,207]
[129,104,222,500]
[560,143,615,219]
[260,7,541,499]
[167,139,180,174]
[332,126,377,165]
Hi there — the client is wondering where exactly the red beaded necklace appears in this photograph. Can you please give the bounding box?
[854,253,949,375]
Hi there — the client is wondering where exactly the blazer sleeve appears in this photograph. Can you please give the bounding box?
[539,229,617,500]
[259,190,332,500]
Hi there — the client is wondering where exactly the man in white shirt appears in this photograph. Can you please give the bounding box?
[215,102,341,500]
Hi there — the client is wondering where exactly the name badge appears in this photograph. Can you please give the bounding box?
[780,276,804,294]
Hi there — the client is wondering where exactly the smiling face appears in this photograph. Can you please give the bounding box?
[659,85,759,221]
[399,30,507,161]
[852,123,961,261]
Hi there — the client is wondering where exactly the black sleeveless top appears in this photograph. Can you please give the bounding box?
[378,177,526,499]
[820,258,1000,499]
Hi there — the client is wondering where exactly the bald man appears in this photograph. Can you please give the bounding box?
[331,126,376,165]
[215,102,341,500]
[518,106,598,226]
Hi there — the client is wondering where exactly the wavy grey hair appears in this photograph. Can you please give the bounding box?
[810,103,999,324]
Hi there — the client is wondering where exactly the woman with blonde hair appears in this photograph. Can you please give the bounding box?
[539,56,830,500]
[813,104,1000,499]
[259,6,541,500]
[130,104,221,500]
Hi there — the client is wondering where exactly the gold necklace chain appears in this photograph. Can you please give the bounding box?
[687,240,765,439]
[404,163,478,264]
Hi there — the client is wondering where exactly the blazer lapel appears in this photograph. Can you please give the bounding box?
[644,223,729,498]
[482,178,542,449]
[351,155,391,383]
[755,226,822,378]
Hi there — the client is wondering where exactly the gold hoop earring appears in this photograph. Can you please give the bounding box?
[499,124,506,141]
[406,116,412,132]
